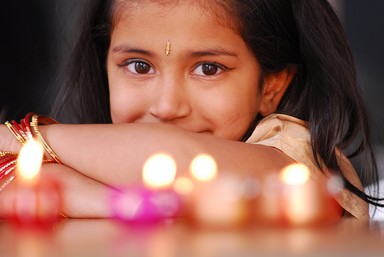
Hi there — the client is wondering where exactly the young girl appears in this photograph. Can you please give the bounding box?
[0,0,382,220]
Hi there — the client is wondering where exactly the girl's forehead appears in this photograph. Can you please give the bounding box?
[111,0,240,32]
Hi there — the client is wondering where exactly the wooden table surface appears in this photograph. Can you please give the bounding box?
[1,218,383,257]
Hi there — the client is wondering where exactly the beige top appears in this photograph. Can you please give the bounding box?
[245,113,369,220]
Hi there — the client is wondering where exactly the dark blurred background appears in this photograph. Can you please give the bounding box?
[0,0,383,174]
[0,0,80,122]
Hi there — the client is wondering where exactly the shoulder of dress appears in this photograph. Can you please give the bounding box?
[259,113,308,128]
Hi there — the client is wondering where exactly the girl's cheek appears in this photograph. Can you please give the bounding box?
[110,101,147,124]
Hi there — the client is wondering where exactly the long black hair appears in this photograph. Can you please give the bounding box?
[51,0,383,207]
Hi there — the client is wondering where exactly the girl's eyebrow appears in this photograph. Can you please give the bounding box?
[111,44,238,58]
[111,44,154,57]
[189,48,238,58]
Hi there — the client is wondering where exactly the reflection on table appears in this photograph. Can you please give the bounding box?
[1,218,383,257]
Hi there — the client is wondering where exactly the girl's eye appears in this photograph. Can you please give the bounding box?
[193,63,227,76]
[125,61,155,75]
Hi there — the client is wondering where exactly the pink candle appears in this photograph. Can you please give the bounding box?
[109,186,182,223]
[110,153,182,223]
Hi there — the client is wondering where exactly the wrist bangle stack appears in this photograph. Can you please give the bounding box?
[30,114,63,164]
[4,112,62,164]
[1,113,60,193]
[0,151,18,193]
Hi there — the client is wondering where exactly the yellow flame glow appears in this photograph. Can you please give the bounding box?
[190,154,217,181]
[173,176,194,195]
[16,139,44,181]
[142,153,177,188]
[280,163,310,185]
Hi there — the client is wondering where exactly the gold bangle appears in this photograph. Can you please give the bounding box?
[30,115,63,164]
[0,151,18,193]
[0,150,17,157]
[4,121,27,145]
[0,174,16,193]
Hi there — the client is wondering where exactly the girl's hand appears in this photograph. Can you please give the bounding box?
[0,163,113,219]
[0,124,21,152]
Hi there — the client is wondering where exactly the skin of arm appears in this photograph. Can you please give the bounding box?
[38,122,295,185]
[0,124,21,152]
[0,163,113,218]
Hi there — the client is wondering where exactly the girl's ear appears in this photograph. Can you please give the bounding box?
[259,66,296,117]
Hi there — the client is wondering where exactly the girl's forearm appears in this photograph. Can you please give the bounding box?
[40,123,295,186]
[41,123,209,185]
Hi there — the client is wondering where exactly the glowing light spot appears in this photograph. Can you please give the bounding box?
[17,139,44,181]
[327,175,344,195]
[142,153,177,188]
[280,164,310,185]
[190,154,217,181]
[173,177,194,195]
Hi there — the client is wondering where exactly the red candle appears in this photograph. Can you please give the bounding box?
[8,139,62,228]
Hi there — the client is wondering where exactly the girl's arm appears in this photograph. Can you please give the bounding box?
[0,163,113,218]
[39,123,295,185]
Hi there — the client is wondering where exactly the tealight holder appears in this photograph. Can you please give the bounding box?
[253,164,342,226]
[109,186,182,223]
[10,177,62,228]
[189,173,251,228]
[7,139,63,228]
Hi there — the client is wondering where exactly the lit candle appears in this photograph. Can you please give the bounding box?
[110,153,182,223]
[253,174,282,225]
[279,163,341,226]
[10,139,62,227]
[189,154,250,228]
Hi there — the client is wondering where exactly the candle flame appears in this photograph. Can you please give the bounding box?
[16,139,44,181]
[280,164,310,185]
[142,153,177,189]
[190,154,217,182]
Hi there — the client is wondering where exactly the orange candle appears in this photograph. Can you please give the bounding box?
[279,164,341,226]
[254,164,341,226]
[189,154,250,228]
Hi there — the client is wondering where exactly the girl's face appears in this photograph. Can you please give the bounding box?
[107,1,262,140]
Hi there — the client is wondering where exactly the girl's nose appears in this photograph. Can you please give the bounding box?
[149,79,191,121]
